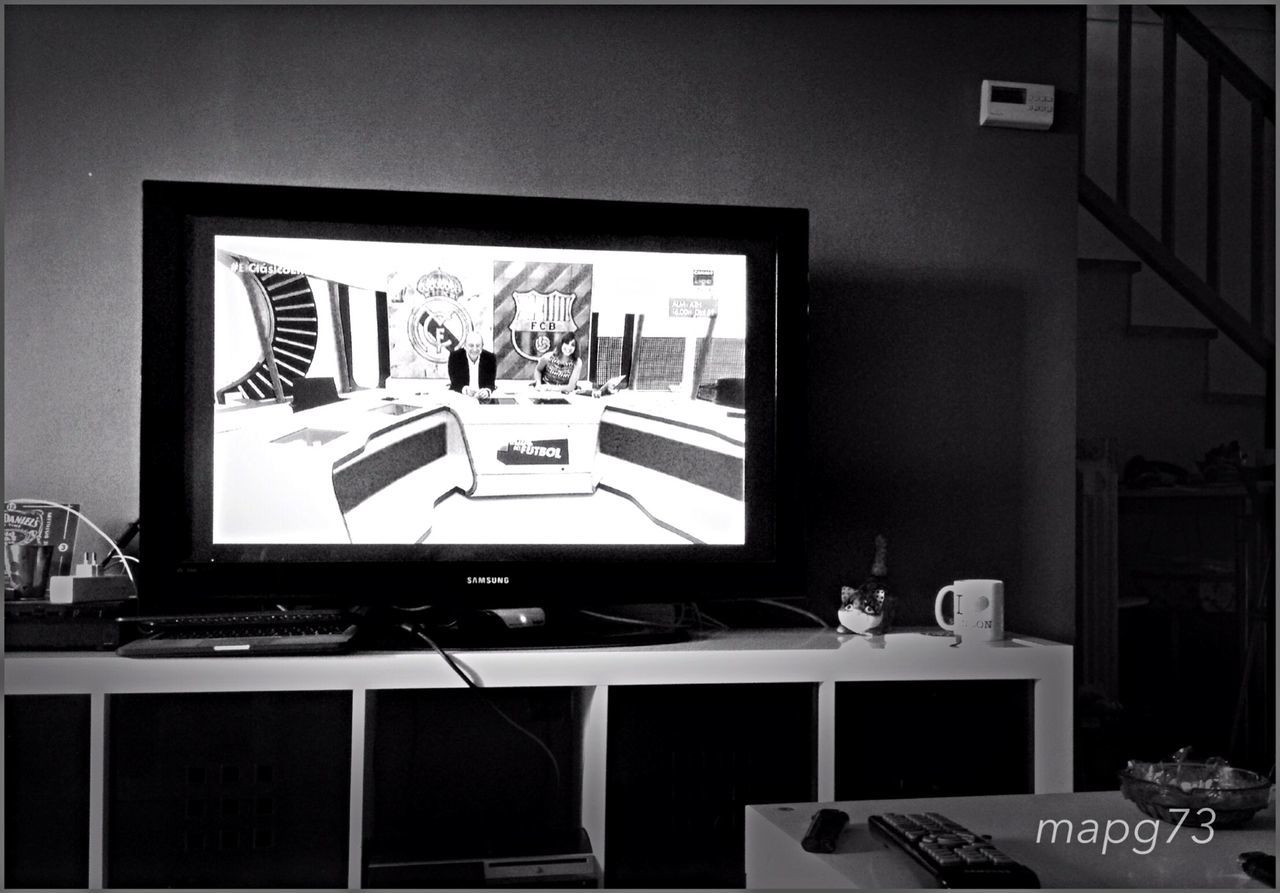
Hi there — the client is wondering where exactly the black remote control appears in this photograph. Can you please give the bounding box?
[802,808,850,853]
[1239,851,1275,887]
[868,812,1040,888]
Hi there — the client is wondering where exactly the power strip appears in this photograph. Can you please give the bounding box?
[48,575,133,604]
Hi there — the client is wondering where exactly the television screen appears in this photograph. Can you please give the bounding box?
[212,236,747,547]
[142,182,807,609]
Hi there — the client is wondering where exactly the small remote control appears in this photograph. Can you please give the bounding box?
[868,812,1040,888]
[802,808,850,853]
[1239,851,1275,886]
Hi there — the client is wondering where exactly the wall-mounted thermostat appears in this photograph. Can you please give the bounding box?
[979,79,1055,131]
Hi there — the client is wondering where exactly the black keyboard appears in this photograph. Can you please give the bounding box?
[868,812,1040,889]
[117,609,358,658]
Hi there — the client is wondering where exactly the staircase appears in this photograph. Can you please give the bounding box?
[1079,5,1274,458]
[1075,6,1275,778]
[1077,258,1270,467]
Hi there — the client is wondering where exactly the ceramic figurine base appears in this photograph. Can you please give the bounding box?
[836,605,886,636]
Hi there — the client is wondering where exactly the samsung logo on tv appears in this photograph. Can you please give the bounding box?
[467,576,510,585]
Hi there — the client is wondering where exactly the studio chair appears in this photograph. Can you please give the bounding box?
[291,377,340,412]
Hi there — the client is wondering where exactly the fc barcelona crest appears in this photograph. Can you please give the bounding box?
[509,290,578,361]
[407,297,471,364]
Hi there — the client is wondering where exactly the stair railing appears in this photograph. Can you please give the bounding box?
[1079,5,1275,373]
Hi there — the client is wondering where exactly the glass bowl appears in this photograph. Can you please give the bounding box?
[1119,760,1273,829]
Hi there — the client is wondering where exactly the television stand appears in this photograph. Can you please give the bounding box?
[354,604,693,651]
[5,628,1072,889]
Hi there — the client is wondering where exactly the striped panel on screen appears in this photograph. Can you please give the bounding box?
[492,261,593,380]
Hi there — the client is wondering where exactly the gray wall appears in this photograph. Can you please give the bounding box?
[4,5,1081,642]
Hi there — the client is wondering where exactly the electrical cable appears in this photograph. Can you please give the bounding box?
[691,604,730,631]
[577,607,685,629]
[673,602,690,627]
[754,598,831,629]
[388,602,442,614]
[479,695,564,795]
[404,624,480,688]
[10,498,136,588]
[102,554,140,572]
[404,623,562,793]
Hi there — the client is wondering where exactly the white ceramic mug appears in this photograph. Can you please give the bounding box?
[934,579,1004,643]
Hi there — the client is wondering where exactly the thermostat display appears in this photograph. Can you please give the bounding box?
[989,86,1026,104]
[979,79,1054,131]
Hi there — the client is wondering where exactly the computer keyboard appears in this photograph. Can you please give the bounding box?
[116,609,358,657]
[868,812,1040,888]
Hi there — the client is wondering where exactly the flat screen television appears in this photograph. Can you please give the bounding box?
[141,180,807,622]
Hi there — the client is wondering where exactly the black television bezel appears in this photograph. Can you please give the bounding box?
[141,180,808,610]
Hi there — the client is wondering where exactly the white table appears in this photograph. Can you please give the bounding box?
[746,790,1276,888]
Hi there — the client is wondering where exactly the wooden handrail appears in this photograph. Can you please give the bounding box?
[1251,100,1267,330]
[1160,14,1178,248]
[1206,57,1221,293]
[1087,5,1273,374]
[1151,5,1275,122]
[1080,175,1274,368]
[1157,5,1273,334]
[1116,6,1132,210]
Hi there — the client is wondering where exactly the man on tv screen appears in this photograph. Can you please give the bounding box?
[448,330,496,399]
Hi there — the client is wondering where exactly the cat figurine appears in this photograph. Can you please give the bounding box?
[837,534,896,636]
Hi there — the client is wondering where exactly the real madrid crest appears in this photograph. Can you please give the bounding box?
[406,268,471,364]
[408,298,471,364]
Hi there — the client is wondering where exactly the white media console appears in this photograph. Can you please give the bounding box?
[4,627,1072,889]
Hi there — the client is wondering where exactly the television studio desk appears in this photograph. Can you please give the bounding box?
[213,385,745,545]
[4,629,1071,889]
